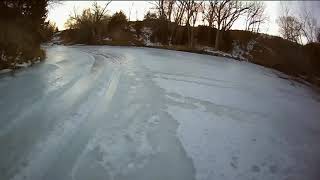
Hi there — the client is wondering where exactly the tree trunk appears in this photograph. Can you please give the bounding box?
[215,29,220,50]
[167,21,171,45]
[187,24,191,48]
[188,27,193,48]
[190,28,194,48]
[91,28,96,44]
[208,22,212,46]
[171,24,177,44]
[207,28,211,46]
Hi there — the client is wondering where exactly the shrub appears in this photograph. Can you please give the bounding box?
[303,43,320,76]
[0,0,49,70]
[108,11,128,33]
[64,2,111,44]
[142,12,170,45]
[40,21,58,42]
[133,21,143,38]
[197,25,216,46]
[143,11,158,27]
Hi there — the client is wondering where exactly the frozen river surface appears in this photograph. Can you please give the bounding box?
[0,45,320,180]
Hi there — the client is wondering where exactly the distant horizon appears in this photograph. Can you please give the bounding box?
[47,1,320,37]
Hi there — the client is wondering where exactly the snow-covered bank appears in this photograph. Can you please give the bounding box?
[0,61,42,75]
[0,69,12,74]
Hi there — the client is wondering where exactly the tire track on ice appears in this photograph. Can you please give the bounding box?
[10,69,121,180]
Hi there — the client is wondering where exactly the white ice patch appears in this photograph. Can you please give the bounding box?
[77,122,155,179]
[72,106,157,180]
[153,68,320,180]
[93,131,153,176]
[166,105,317,180]
[152,74,319,117]
[147,115,160,127]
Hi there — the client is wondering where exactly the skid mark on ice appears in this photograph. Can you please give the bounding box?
[152,71,235,84]
[0,48,96,130]
[77,48,125,64]
[164,93,269,123]
[10,70,121,180]
[70,77,164,180]
[0,62,96,137]
[70,70,122,180]
[91,55,107,73]
[155,74,235,89]
[0,77,79,137]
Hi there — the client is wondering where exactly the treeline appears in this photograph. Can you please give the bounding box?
[146,0,320,47]
[0,0,56,71]
[63,2,130,45]
[61,1,320,85]
[62,4,254,52]
[63,1,320,48]
[62,1,270,48]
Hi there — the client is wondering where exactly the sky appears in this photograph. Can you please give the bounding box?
[47,1,320,37]
[48,1,154,29]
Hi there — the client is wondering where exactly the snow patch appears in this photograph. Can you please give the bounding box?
[0,69,12,74]
[140,27,163,47]
[16,62,32,68]
[202,46,246,61]
[103,37,112,41]
[231,40,256,61]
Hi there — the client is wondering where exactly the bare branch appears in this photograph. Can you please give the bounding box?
[245,2,268,33]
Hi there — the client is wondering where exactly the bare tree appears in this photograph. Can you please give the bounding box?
[165,0,176,22]
[151,0,177,44]
[317,28,320,43]
[172,1,186,26]
[181,0,203,47]
[204,0,251,50]
[152,0,175,20]
[201,1,215,45]
[202,1,215,28]
[277,15,303,43]
[171,1,186,43]
[65,1,111,43]
[67,1,111,28]
[128,2,134,21]
[92,1,111,41]
[152,0,165,18]
[277,6,304,43]
[299,9,318,43]
[190,1,202,47]
[245,2,268,33]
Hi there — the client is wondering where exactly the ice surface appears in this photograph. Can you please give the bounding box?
[0,45,319,180]
[149,50,320,180]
